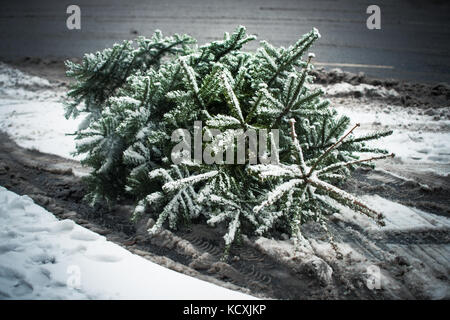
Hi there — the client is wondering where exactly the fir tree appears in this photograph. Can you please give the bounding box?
[65,26,394,253]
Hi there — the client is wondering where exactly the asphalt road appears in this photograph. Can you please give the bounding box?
[1,0,449,83]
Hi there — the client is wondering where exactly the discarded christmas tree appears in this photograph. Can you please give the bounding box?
[65,26,393,252]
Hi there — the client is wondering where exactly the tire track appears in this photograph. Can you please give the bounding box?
[180,231,274,290]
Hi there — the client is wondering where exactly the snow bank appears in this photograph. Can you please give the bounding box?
[324,82,399,98]
[0,63,84,160]
[0,62,55,101]
[252,195,450,299]
[364,195,450,230]
[0,186,255,299]
[0,99,83,160]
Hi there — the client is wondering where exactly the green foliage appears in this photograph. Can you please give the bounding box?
[65,26,393,250]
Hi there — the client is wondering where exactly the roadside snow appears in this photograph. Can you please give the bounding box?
[0,186,255,299]
[0,62,53,99]
[323,82,399,98]
[333,103,450,176]
[363,195,450,230]
[0,63,84,160]
[333,194,450,232]
[0,99,83,160]
[308,79,450,176]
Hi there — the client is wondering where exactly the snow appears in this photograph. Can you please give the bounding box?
[363,195,450,230]
[323,82,399,98]
[0,100,84,160]
[0,63,84,160]
[333,194,450,232]
[332,103,450,176]
[312,27,321,39]
[0,62,53,99]
[0,186,256,299]
[253,192,450,299]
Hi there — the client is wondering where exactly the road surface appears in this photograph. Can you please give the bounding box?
[0,0,449,83]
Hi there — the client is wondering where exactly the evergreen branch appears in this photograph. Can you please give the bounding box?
[308,177,384,225]
[341,129,393,145]
[244,86,265,123]
[267,28,319,87]
[248,164,300,179]
[253,179,304,214]
[162,170,219,193]
[291,89,323,111]
[286,55,313,108]
[180,57,205,108]
[213,26,256,62]
[317,153,395,175]
[271,55,313,127]
[308,123,360,175]
[220,72,245,124]
[289,118,308,176]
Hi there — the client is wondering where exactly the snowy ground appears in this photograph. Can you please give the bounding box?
[0,63,83,161]
[0,186,255,299]
[0,62,449,299]
[333,101,450,177]
[310,81,450,178]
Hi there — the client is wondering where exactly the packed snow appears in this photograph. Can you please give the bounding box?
[253,194,450,299]
[0,186,255,299]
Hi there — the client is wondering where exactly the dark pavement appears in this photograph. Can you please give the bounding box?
[0,0,449,83]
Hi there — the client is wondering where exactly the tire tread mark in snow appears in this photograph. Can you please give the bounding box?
[181,232,273,287]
